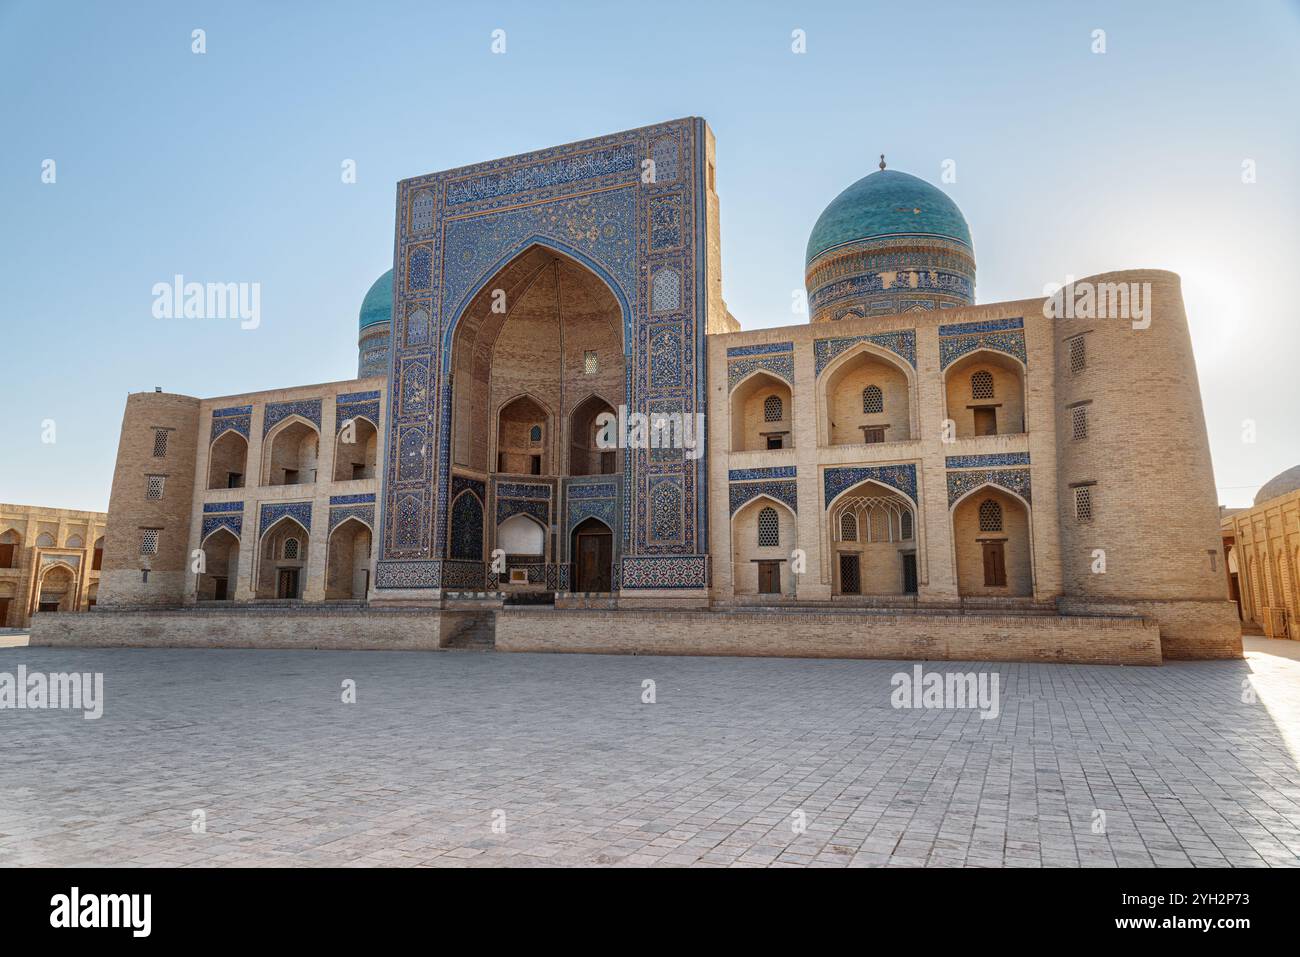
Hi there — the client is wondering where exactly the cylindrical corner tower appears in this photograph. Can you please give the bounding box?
[1052,269,1240,658]
[98,391,201,607]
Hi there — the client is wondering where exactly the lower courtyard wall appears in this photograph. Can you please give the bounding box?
[30,605,444,651]
[495,608,1163,665]
[29,604,1183,665]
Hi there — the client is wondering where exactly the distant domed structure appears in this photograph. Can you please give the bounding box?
[1255,464,1300,505]
[358,269,392,378]
[804,164,975,322]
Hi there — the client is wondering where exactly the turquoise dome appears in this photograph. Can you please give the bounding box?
[806,169,971,266]
[358,269,393,330]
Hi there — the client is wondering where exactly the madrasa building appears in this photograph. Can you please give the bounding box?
[32,118,1242,664]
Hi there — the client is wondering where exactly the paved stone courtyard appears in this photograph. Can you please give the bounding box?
[2,642,1298,867]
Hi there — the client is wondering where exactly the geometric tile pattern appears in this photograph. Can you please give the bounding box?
[379,118,709,591]
[814,329,917,376]
[938,317,1026,371]
[262,399,322,436]
[945,452,1030,469]
[946,467,1032,506]
[258,501,312,537]
[729,480,797,516]
[823,464,919,506]
[209,405,252,442]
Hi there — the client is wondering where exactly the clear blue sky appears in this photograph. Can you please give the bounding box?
[2,0,1297,510]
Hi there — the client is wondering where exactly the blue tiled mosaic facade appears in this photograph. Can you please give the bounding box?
[937,317,1026,370]
[377,119,711,592]
[813,329,917,376]
[823,464,919,506]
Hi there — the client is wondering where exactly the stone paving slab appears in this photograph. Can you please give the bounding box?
[0,643,1297,867]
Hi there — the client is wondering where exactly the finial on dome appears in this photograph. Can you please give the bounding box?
[879,153,886,171]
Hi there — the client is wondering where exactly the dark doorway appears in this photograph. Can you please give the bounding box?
[571,518,613,593]
[0,599,9,626]
[839,554,861,595]
[213,576,229,601]
[981,542,1007,587]
[277,568,300,599]
[757,560,781,594]
[902,553,918,594]
[973,407,997,436]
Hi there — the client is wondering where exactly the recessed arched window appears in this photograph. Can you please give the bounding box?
[862,385,883,414]
[283,537,300,560]
[65,534,84,549]
[840,512,858,542]
[971,370,994,400]
[757,507,779,547]
[35,533,55,548]
[978,499,1003,533]
[900,510,913,540]
[763,395,783,422]
[529,425,542,444]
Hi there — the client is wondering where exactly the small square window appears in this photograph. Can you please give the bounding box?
[140,528,160,555]
[583,351,598,375]
[152,429,169,457]
[1074,486,1094,523]
[1071,405,1089,441]
[146,475,165,500]
[1068,336,1086,374]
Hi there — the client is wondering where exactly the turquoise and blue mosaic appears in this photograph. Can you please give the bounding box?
[442,559,485,589]
[497,498,549,526]
[727,352,794,390]
[809,268,973,317]
[814,330,917,376]
[946,468,1032,506]
[203,501,243,513]
[328,504,374,534]
[726,342,793,358]
[945,452,1030,469]
[329,493,375,505]
[210,406,252,442]
[497,482,551,500]
[263,399,322,436]
[621,555,708,589]
[449,490,484,560]
[201,512,242,541]
[259,501,311,536]
[379,119,709,592]
[728,466,796,481]
[451,474,486,504]
[939,330,1027,370]
[939,317,1023,336]
[729,480,797,515]
[375,559,439,589]
[824,464,918,505]
[336,391,380,431]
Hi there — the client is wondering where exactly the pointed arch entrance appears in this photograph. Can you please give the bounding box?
[571,517,613,593]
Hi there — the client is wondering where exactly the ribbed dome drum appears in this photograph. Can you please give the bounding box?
[804,168,975,323]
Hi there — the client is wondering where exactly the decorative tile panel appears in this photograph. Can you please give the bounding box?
[814,330,917,376]
[210,405,252,442]
[946,467,1033,506]
[262,399,322,436]
[824,464,918,506]
[945,452,1030,469]
[259,501,312,536]
[729,480,797,515]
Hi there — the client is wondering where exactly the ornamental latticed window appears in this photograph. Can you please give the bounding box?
[757,507,779,547]
[151,429,169,457]
[839,512,858,542]
[140,528,160,555]
[978,499,1003,533]
[763,395,783,422]
[1071,405,1089,440]
[1074,486,1093,523]
[971,370,994,400]
[146,475,165,500]
[862,385,883,414]
[1068,336,1086,374]
[283,537,300,560]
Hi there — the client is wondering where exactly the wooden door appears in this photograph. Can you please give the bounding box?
[982,542,1006,587]
[574,529,612,593]
[277,568,299,599]
[757,561,780,594]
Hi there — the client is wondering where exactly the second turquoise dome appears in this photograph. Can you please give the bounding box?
[806,169,972,266]
[359,269,394,330]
